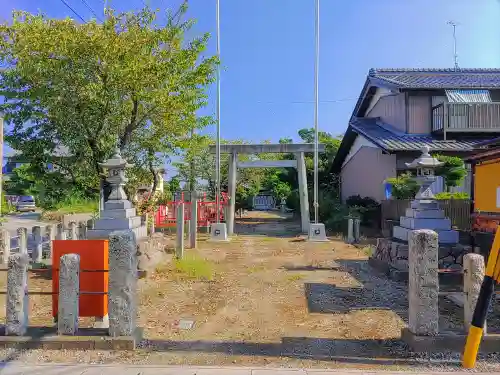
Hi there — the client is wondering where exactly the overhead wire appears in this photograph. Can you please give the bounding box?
[59,0,86,22]
[79,0,103,22]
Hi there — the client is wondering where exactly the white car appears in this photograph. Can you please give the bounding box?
[16,196,36,212]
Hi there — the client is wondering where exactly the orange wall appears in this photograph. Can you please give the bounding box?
[474,160,500,212]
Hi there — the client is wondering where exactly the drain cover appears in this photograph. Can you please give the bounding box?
[177,319,195,330]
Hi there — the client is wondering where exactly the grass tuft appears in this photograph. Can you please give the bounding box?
[173,253,214,281]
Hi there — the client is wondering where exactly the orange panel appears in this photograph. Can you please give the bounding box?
[475,161,500,213]
[52,240,108,318]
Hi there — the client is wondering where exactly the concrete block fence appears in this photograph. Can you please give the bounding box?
[0,219,94,264]
[5,230,138,337]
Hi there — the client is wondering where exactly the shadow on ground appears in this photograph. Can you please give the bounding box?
[140,336,459,366]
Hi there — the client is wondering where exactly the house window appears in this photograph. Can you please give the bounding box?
[445,89,492,103]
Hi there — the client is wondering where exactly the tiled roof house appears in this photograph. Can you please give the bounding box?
[331,68,500,202]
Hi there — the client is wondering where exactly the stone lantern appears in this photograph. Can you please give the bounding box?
[405,146,444,200]
[87,148,147,240]
[99,147,134,202]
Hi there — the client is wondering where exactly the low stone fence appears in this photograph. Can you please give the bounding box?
[402,229,500,353]
[0,220,94,264]
[1,230,141,349]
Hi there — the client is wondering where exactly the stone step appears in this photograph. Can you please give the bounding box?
[93,216,142,231]
[87,225,147,240]
[104,200,133,210]
[100,208,137,219]
[393,226,459,244]
[405,208,445,219]
[399,217,451,231]
[410,200,439,210]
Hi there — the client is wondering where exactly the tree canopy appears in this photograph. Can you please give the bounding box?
[0,4,217,205]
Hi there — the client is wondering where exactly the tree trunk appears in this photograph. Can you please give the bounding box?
[148,160,159,200]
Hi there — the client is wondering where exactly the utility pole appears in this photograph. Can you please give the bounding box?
[0,112,3,218]
[447,21,459,70]
[313,0,320,224]
[215,0,221,223]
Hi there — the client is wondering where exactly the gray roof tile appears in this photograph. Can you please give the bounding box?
[350,117,489,152]
[369,68,500,89]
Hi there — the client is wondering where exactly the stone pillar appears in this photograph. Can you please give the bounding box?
[296,152,310,233]
[408,229,439,336]
[148,211,155,236]
[108,230,138,337]
[189,193,198,249]
[227,152,237,236]
[58,254,80,335]
[17,227,27,254]
[32,226,43,263]
[77,222,87,240]
[68,222,77,240]
[46,225,56,260]
[346,218,354,244]
[86,219,94,230]
[176,203,185,259]
[56,223,67,240]
[6,253,29,336]
[353,218,361,243]
[464,253,486,333]
[0,229,11,265]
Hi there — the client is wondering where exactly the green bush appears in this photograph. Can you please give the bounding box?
[434,191,470,200]
[345,195,380,227]
[386,173,419,199]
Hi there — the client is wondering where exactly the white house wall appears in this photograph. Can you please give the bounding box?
[342,135,379,167]
[365,87,392,115]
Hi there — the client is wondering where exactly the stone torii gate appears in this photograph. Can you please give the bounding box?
[209,143,325,235]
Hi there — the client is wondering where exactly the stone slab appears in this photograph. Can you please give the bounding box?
[393,226,458,244]
[100,208,137,219]
[401,327,500,353]
[399,217,451,231]
[104,200,132,210]
[410,200,439,210]
[87,226,147,240]
[0,326,143,350]
[405,208,445,219]
[93,216,142,230]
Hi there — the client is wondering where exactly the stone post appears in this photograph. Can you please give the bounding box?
[148,211,155,236]
[46,224,56,260]
[464,253,486,333]
[353,218,361,243]
[32,226,43,263]
[346,218,354,244]
[6,253,29,336]
[58,254,80,335]
[86,219,94,230]
[189,193,198,249]
[17,227,27,255]
[0,229,11,265]
[227,153,237,235]
[56,223,67,240]
[77,222,87,240]
[68,222,77,240]
[108,230,138,337]
[176,203,185,259]
[296,152,310,234]
[408,229,439,336]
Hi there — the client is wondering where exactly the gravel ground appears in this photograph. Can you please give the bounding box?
[0,211,499,372]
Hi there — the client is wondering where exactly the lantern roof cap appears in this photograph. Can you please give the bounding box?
[98,147,134,169]
[405,146,443,169]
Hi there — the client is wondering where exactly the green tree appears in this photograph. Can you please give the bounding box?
[0,4,217,201]
[435,154,468,191]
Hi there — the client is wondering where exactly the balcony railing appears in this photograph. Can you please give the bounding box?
[432,102,500,133]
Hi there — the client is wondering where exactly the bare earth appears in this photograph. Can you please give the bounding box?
[0,211,499,371]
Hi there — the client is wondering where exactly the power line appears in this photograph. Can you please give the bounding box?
[79,0,103,22]
[59,0,86,22]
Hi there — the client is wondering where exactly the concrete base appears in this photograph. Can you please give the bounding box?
[93,315,109,329]
[307,223,329,242]
[401,327,500,353]
[87,225,147,240]
[208,223,230,242]
[0,326,143,350]
[393,225,458,244]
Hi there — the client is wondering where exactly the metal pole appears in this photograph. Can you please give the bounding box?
[215,0,221,223]
[313,0,320,224]
[0,113,3,218]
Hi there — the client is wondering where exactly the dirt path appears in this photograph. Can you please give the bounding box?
[1,211,499,371]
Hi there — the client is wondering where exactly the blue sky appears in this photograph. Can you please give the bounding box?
[1,0,500,175]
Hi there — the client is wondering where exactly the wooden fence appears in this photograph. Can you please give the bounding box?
[381,199,471,234]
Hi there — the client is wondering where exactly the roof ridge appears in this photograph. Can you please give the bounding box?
[370,68,500,73]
